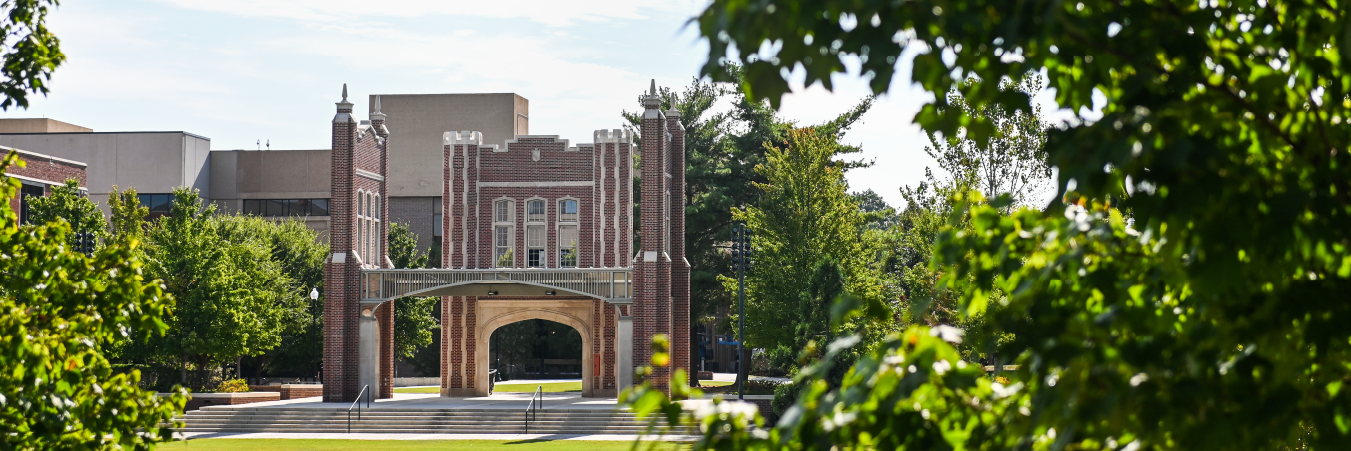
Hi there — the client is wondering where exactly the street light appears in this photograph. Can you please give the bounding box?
[731,224,753,400]
[310,287,320,383]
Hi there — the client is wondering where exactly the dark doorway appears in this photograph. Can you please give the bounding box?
[489,319,582,381]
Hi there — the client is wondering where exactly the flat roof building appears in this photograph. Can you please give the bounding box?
[0,94,529,253]
[0,121,211,213]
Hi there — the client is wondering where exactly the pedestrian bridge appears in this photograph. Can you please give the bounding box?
[359,268,633,304]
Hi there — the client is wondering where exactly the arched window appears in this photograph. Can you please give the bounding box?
[493,198,516,267]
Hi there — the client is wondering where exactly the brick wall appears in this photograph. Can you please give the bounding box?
[388,196,439,254]
[4,148,87,219]
[323,88,393,403]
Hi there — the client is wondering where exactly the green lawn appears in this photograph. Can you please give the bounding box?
[161,439,685,450]
[394,380,733,395]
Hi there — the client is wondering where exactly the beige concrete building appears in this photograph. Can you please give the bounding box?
[0,93,527,252]
[0,119,211,213]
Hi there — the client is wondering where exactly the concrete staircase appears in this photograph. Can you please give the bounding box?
[176,406,667,435]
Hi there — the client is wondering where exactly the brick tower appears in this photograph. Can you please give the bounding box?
[323,85,394,402]
[634,80,689,392]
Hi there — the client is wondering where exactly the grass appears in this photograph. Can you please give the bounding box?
[160,439,686,450]
[393,380,734,395]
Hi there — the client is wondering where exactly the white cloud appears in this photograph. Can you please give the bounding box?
[147,0,669,26]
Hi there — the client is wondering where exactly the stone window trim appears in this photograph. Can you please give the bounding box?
[556,197,579,223]
[356,190,381,268]
[492,197,516,267]
[525,197,547,223]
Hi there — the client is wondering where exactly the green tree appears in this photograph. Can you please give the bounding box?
[107,185,147,246]
[388,222,439,363]
[625,72,874,384]
[0,0,63,110]
[851,188,898,230]
[24,178,107,246]
[214,215,322,379]
[729,127,884,376]
[0,153,186,449]
[142,189,292,389]
[637,0,1351,449]
[258,218,328,377]
[926,74,1052,210]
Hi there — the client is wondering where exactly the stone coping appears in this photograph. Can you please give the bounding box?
[700,394,774,400]
[158,392,281,399]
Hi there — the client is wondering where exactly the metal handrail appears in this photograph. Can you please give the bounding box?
[347,385,371,433]
[524,385,543,434]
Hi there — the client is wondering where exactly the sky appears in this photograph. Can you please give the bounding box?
[0,0,977,209]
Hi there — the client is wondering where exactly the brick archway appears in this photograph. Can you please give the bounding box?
[476,305,594,396]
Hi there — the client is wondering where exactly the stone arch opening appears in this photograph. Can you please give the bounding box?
[489,319,583,384]
[475,308,594,396]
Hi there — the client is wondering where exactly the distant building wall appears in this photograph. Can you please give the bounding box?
[0,131,211,211]
[0,118,93,134]
[371,93,526,199]
[2,146,87,223]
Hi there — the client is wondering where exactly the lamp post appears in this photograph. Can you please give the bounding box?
[311,288,320,383]
[731,224,752,400]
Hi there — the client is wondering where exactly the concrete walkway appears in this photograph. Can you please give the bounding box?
[202,391,620,411]
[708,372,791,383]
[180,432,697,441]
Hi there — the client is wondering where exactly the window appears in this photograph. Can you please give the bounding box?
[492,199,515,267]
[527,225,545,267]
[137,193,174,220]
[559,225,578,267]
[433,214,443,237]
[353,191,380,265]
[19,183,43,224]
[527,199,545,222]
[558,199,578,222]
[241,198,331,217]
[494,226,512,267]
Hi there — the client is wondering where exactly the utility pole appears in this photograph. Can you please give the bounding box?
[732,224,752,400]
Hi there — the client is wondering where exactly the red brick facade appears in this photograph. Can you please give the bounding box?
[323,81,689,401]
[3,147,88,219]
[323,86,393,403]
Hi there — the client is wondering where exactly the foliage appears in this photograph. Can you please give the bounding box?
[925,74,1052,210]
[689,0,1351,449]
[0,0,63,110]
[216,216,327,378]
[24,178,108,247]
[138,189,294,389]
[851,189,898,230]
[388,222,439,361]
[624,73,874,385]
[107,185,148,246]
[727,127,885,374]
[0,153,186,449]
[213,379,251,393]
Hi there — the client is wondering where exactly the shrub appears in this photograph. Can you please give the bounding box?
[214,379,251,393]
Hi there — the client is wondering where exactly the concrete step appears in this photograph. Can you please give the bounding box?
[175,406,664,435]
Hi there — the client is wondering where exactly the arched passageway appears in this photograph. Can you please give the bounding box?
[440,297,625,398]
[490,319,583,382]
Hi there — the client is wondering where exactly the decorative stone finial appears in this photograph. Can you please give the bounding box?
[643,79,662,111]
[374,95,382,113]
[342,83,348,102]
